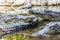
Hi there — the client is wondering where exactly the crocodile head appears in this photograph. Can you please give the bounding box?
[31,22,60,37]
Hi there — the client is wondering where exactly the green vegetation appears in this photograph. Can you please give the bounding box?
[3,33,30,40]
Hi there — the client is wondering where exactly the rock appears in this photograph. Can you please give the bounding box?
[31,22,60,37]
[0,14,39,37]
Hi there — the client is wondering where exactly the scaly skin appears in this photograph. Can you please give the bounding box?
[0,14,39,37]
[29,8,60,21]
[31,22,60,37]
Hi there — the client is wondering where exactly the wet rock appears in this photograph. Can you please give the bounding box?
[0,14,39,36]
[31,22,60,37]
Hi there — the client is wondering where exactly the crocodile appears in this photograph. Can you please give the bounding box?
[0,14,39,37]
[31,22,60,37]
[29,8,60,21]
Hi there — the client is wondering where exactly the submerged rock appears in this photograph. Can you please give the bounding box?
[31,22,60,37]
[0,14,39,37]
